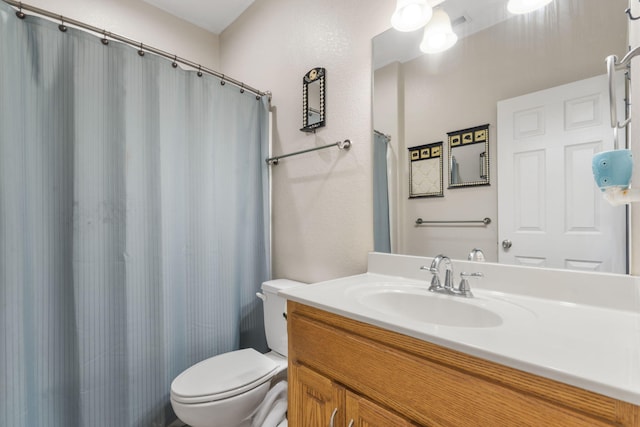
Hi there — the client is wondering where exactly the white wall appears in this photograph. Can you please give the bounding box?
[20,0,220,70]
[21,0,640,278]
[221,0,640,280]
[220,0,393,283]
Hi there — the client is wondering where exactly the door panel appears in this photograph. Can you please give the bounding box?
[289,363,345,427]
[345,391,415,427]
[497,74,626,273]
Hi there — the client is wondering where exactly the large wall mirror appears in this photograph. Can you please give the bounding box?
[372,0,630,274]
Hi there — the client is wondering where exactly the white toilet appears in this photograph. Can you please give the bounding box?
[170,279,305,427]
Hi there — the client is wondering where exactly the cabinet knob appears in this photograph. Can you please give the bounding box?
[502,239,513,250]
[329,408,338,427]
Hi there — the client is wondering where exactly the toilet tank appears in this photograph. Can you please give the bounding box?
[260,279,306,357]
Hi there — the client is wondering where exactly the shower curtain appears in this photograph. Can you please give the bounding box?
[373,131,391,253]
[0,3,271,426]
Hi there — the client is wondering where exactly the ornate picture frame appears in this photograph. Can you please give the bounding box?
[408,142,444,198]
[447,124,490,188]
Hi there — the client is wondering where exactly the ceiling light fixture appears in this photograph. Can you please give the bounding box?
[419,8,458,54]
[391,0,433,32]
[507,0,553,14]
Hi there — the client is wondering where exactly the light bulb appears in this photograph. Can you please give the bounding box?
[391,0,433,32]
[419,8,458,54]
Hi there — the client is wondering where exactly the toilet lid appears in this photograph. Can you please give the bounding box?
[171,348,278,404]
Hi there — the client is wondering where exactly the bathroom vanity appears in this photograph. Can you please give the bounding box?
[282,253,640,426]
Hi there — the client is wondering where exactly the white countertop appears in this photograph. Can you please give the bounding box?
[280,253,640,405]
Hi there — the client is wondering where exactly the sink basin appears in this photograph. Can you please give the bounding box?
[346,282,532,328]
[358,289,502,327]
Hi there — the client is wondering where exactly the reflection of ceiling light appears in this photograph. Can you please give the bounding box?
[419,8,458,54]
[507,0,553,14]
[391,0,433,32]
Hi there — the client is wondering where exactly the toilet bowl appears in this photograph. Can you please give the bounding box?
[170,279,305,427]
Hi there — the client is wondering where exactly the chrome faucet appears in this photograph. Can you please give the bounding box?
[420,254,480,298]
[421,254,454,292]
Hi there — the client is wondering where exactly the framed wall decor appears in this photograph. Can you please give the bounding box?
[447,124,490,188]
[408,142,444,198]
[300,67,326,132]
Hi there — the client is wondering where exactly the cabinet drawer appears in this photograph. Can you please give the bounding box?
[288,302,639,426]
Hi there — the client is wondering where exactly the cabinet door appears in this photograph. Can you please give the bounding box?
[345,391,416,427]
[289,363,346,427]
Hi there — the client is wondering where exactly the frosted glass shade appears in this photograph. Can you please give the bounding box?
[507,0,553,14]
[419,8,458,54]
[391,0,433,32]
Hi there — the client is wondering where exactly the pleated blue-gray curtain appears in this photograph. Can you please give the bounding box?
[373,131,391,253]
[0,3,271,426]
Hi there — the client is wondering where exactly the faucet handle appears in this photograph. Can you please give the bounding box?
[420,265,442,290]
[458,272,483,298]
[420,264,441,275]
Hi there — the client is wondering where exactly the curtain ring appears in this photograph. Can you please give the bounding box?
[138,43,145,57]
[172,55,178,68]
[58,16,67,32]
[101,30,109,45]
[15,2,26,19]
[220,75,226,86]
[240,83,245,94]
[197,65,203,77]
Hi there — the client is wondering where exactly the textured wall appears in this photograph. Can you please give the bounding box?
[17,0,220,70]
[220,0,392,283]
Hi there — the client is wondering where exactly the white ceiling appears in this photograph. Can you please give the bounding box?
[141,0,255,34]
[140,0,512,62]
[374,0,512,70]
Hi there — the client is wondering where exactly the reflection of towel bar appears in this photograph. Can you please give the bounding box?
[415,217,491,226]
[606,45,640,149]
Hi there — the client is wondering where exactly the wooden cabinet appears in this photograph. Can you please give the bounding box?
[289,362,415,427]
[287,301,640,427]
[346,391,417,426]
[289,363,344,426]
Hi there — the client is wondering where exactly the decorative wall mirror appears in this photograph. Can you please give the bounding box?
[408,142,443,198]
[300,67,326,132]
[447,124,490,188]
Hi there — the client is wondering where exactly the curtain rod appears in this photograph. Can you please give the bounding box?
[374,130,391,139]
[3,0,271,100]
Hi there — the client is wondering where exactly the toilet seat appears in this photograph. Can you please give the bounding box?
[171,348,278,404]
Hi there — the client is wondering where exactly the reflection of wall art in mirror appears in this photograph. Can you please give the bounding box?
[300,67,326,133]
[447,124,490,188]
[409,142,444,198]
